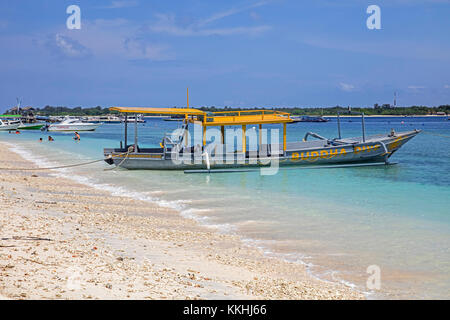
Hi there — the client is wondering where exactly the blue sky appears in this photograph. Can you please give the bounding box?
[0,0,449,112]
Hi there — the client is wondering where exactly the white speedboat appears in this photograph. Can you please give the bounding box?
[47,118,102,132]
[0,119,19,131]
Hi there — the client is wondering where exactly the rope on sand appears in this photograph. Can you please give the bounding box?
[0,158,106,171]
[0,150,131,172]
[1,236,52,241]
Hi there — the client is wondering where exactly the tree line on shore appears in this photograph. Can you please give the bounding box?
[7,104,450,116]
[198,104,449,116]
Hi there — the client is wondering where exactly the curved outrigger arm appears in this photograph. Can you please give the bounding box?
[303,132,329,142]
[358,141,390,163]
[303,132,348,147]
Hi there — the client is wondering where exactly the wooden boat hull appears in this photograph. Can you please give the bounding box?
[104,130,420,170]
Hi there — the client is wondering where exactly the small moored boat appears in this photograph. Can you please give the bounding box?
[164,115,185,122]
[291,116,329,123]
[48,117,102,132]
[122,115,145,123]
[84,116,122,123]
[0,119,19,131]
[7,120,45,130]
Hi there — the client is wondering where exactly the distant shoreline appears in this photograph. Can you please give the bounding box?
[323,114,448,118]
[6,104,448,119]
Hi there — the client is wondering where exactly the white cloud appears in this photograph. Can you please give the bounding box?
[57,19,173,61]
[48,34,91,59]
[408,85,426,89]
[249,11,261,20]
[123,38,174,60]
[297,33,450,61]
[197,0,270,27]
[36,19,173,62]
[316,0,450,7]
[339,82,355,92]
[92,18,128,27]
[102,0,139,9]
[148,13,271,37]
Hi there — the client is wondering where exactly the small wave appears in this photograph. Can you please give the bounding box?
[5,140,362,296]
[240,237,363,293]
[241,238,314,267]
[5,141,236,233]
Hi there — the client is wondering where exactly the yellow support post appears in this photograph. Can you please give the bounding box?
[184,114,189,146]
[202,125,206,146]
[242,125,246,154]
[283,123,286,152]
[258,124,262,147]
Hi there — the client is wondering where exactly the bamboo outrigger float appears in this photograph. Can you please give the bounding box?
[103,96,420,171]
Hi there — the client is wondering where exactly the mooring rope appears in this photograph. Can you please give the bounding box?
[103,146,134,171]
[0,150,131,171]
[0,158,107,171]
[422,131,450,139]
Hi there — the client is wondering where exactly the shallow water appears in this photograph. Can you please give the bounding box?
[1,116,449,299]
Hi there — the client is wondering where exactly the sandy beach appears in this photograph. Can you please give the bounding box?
[0,141,363,300]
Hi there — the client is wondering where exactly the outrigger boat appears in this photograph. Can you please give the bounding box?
[103,105,420,171]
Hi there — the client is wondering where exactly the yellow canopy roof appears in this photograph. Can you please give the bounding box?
[202,114,292,126]
[110,107,292,126]
[200,110,292,126]
[110,106,205,115]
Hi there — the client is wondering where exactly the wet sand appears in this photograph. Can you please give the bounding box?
[0,141,363,299]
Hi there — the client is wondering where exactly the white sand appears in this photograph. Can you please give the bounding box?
[0,142,363,300]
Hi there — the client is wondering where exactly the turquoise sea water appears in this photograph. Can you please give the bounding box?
[1,116,449,299]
